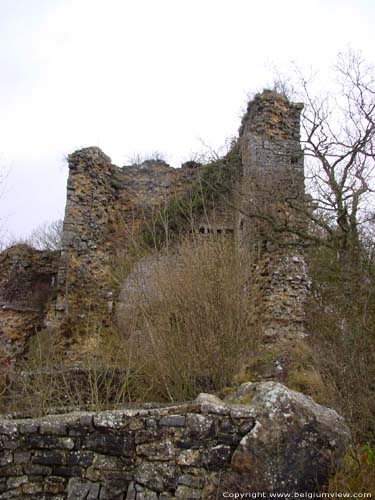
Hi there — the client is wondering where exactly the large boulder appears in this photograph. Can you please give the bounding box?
[206,381,350,495]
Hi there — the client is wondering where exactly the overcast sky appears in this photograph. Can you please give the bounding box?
[0,0,374,241]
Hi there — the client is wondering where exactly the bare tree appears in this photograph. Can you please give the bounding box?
[275,50,375,255]
[29,219,63,251]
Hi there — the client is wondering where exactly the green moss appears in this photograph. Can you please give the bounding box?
[110,170,127,190]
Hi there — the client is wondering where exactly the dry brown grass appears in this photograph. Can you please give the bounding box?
[0,233,258,414]
[117,235,258,401]
[0,328,140,416]
[306,244,375,445]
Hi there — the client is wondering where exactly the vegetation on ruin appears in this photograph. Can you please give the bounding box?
[0,234,259,414]
[140,141,241,249]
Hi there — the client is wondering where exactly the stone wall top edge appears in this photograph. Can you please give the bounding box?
[0,402,199,425]
[0,398,256,426]
[252,89,303,108]
[67,147,202,173]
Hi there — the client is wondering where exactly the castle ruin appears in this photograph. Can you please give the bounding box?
[0,91,350,498]
[1,90,309,360]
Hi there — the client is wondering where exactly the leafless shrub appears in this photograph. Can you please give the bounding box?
[306,238,375,444]
[116,234,259,402]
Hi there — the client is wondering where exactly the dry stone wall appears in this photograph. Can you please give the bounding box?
[0,382,350,499]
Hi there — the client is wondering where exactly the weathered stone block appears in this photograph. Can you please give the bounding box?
[219,418,236,434]
[19,422,39,434]
[6,475,28,489]
[137,491,158,500]
[21,482,44,495]
[145,418,157,429]
[67,477,100,500]
[205,445,232,470]
[159,415,185,427]
[135,463,179,493]
[32,450,65,466]
[52,465,82,477]
[195,394,229,415]
[177,474,204,489]
[25,434,74,450]
[0,452,12,467]
[135,429,163,445]
[86,454,133,482]
[83,431,134,457]
[125,481,136,500]
[176,449,202,467]
[137,439,175,461]
[129,418,144,431]
[13,451,30,464]
[0,479,6,494]
[66,450,94,466]
[0,423,17,436]
[185,414,216,438]
[217,432,240,446]
[0,465,23,478]
[24,463,52,476]
[40,420,67,435]
[93,411,127,430]
[44,475,67,494]
[99,479,130,499]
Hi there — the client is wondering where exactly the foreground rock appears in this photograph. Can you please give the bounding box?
[220,381,351,494]
[0,382,349,499]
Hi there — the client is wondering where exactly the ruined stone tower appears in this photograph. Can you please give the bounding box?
[238,91,309,342]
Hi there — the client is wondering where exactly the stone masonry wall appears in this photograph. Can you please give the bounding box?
[51,91,309,344]
[0,382,350,499]
[0,245,59,310]
[53,150,200,334]
[54,148,120,329]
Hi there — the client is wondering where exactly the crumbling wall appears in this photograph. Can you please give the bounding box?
[53,150,200,335]
[46,91,311,360]
[53,148,120,330]
[0,92,312,369]
[0,245,59,310]
[0,382,350,499]
[0,245,59,361]
[238,91,309,341]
